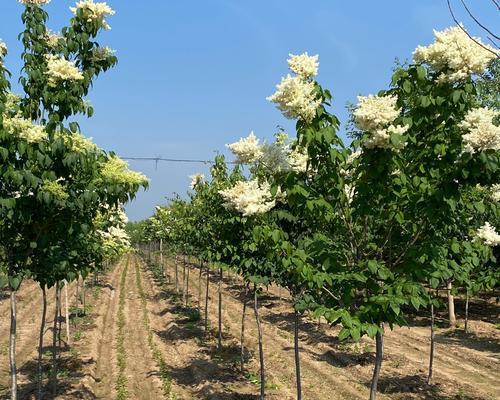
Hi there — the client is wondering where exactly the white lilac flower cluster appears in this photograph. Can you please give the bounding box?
[46,55,84,87]
[287,52,319,79]
[354,94,407,150]
[45,31,62,48]
[19,0,51,5]
[459,107,500,154]
[3,115,46,143]
[219,179,276,216]
[340,149,362,176]
[413,26,497,83]
[476,222,500,247]
[267,53,321,123]
[288,146,308,173]
[492,184,500,202]
[70,1,115,30]
[0,40,7,58]
[226,131,263,164]
[189,173,205,189]
[91,46,116,62]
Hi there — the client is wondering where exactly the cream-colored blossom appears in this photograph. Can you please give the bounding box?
[413,26,497,83]
[476,222,500,246]
[354,95,400,132]
[491,184,500,202]
[226,131,263,164]
[189,173,205,189]
[91,46,115,62]
[0,40,7,58]
[344,183,356,204]
[459,107,500,153]
[267,74,320,123]
[70,1,116,30]
[288,52,319,78]
[354,95,407,149]
[288,146,308,173]
[45,30,62,48]
[3,116,46,143]
[46,55,84,87]
[100,156,148,186]
[56,132,98,153]
[19,0,51,6]
[219,179,276,216]
[41,180,68,201]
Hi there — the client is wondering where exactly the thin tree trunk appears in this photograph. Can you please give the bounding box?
[160,238,164,278]
[205,267,210,333]
[182,257,187,303]
[218,268,223,351]
[369,328,384,400]
[38,286,47,400]
[9,288,17,400]
[175,256,179,293]
[464,289,469,334]
[198,262,203,310]
[82,279,86,315]
[64,282,70,346]
[51,282,60,396]
[427,301,435,384]
[57,286,62,352]
[447,281,456,328]
[253,287,265,399]
[185,264,190,306]
[240,283,249,373]
[294,309,302,400]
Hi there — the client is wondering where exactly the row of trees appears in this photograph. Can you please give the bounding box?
[132,28,499,400]
[0,1,147,399]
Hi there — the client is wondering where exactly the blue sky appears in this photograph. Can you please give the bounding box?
[1,0,497,220]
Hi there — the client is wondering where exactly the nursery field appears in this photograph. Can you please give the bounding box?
[0,255,498,400]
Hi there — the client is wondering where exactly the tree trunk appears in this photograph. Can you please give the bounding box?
[9,288,17,400]
[294,309,302,400]
[447,281,456,328]
[175,256,179,294]
[369,328,384,400]
[64,282,70,346]
[205,267,210,334]
[159,238,165,278]
[464,289,469,334]
[51,282,60,396]
[82,279,86,315]
[198,262,203,310]
[182,257,187,303]
[57,286,62,351]
[427,301,435,384]
[253,287,265,399]
[218,268,223,351]
[38,286,47,400]
[185,263,190,306]
[240,284,248,373]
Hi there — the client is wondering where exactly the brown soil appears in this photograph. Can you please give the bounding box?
[0,255,498,400]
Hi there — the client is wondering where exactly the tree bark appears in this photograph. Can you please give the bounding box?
[38,286,47,400]
[185,263,190,306]
[175,256,179,294]
[198,262,203,310]
[427,301,435,384]
[182,256,187,303]
[64,282,70,346]
[464,289,469,334]
[218,268,223,351]
[51,282,60,396]
[205,267,210,334]
[447,281,456,328]
[294,309,302,400]
[240,283,249,373]
[253,287,265,399]
[159,238,165,278]
[9,288,18,400]
[369,328,384,400]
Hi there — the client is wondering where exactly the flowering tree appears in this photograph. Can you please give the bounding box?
[0,2,147,399]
